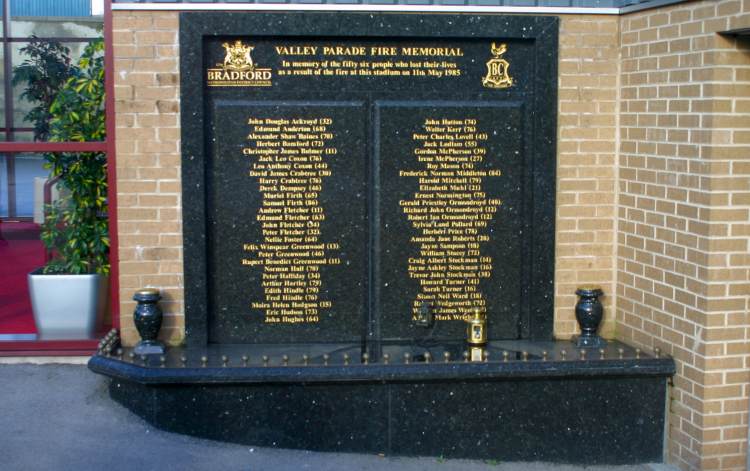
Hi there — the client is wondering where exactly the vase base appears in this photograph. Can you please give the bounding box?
[134,340,165,355]
[573,335,607,348]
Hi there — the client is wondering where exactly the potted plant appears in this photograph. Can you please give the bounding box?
[17,38,109,339]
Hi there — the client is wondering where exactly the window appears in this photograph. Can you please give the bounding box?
[0,0,109,350]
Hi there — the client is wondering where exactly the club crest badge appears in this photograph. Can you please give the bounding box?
[482,42,514,89]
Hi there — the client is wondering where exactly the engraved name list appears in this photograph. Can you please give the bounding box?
[241,116,341,324]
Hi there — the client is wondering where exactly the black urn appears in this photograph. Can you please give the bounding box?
[133,288,165,355]
[573,287,606,348]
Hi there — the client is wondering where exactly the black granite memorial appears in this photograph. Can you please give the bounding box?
[188,14,558,347]
[90,12,674,464]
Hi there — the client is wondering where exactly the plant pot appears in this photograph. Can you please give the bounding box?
[28,269,108,340]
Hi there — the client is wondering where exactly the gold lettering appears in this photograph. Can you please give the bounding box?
[241,114,342,324]
[401,116,500,322]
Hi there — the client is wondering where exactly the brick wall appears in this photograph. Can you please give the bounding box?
[556,15,620,338]
[111,6,749,470]
[113,12,183,346]
[618,1,750,469]
[112,12,621,345]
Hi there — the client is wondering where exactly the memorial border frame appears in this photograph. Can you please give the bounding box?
[179,12,559,348]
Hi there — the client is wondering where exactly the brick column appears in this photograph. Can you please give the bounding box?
[618,1,750,469]
[113,11,183,346]
[556,15,620,338]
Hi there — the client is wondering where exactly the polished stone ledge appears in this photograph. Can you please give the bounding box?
[89,340,675,385]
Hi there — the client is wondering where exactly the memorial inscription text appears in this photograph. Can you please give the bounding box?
[203,35,535,343]
[400,117,501,322]
[241,116,340,324]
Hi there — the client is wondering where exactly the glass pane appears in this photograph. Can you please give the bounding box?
[0,153,45,338]
[11,41,92,135]
[0,155,8,217]
[11,131,33,142]
[0,148,109,339]
[11,0,103,38]
[0,211,44,337]
[0,47,5,129]
[13,153,49,218]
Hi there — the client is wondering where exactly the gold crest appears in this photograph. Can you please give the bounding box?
[222,40,255,71]
[208,39,272,87]
[482,42,514,89]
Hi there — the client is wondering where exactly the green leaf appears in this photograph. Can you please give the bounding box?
[28,38,109,275]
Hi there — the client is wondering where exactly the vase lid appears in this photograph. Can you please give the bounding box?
[134,287,161,301]
[576,286,603,296]
[135,287,160,296]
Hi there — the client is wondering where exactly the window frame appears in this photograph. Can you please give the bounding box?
[0,0,117,355]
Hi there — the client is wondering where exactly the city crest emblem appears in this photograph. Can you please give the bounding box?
[207,39,272,87]
[222,40,254,71]
[482,42,514,89]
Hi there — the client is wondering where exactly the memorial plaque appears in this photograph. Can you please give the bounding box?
[376,103,524,341]
[207,102,367,343]
[181,13,558,347]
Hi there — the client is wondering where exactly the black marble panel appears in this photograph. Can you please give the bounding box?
[180,13,559,347]
[109,378,666,463]
[388,378,666,463]
[206,101,368,344]
[155,383,389,452]
[200,36,538,95]
[97,340,673,464]
[376,102,525,341]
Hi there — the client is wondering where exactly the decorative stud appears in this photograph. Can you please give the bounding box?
[654,347,661,358]
[302,354,309,366]
[322,354,329,366]
[180,355,187,366]
[462,351,469,362]
[241,355,249,366]
[343,353,350,366]
[221,355,229,367]
[128,352,136,361]
[423,352,431,363]
[542,350,548,361]
[502,351,509,362]
[443,351,451,363]
[635,348,641,359]
[560,349,567,360]
[140,354,148,365]
[579,349,587,360]
[482,350,489,362]
[404,352,411,364]
[383,353,390,365]
[362,353,369,365]
[618,347,624,359]
[159,355,166,367]
[522,351,529,361]
[599,348,606,360]
[116,348,123,359]
[262,355,269,367]
[282,355,289,366]
[201,355,208,367]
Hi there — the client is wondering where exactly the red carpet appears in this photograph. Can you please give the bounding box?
[0,221,44,334]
